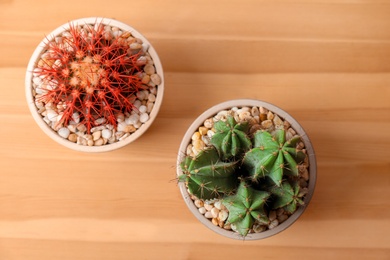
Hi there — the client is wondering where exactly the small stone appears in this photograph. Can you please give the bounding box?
[250,124,262,135]
[204,119,214,128]
[204,203,213,211]
[58,127,70,139]
[186,144,193,155]
[273,115,284,129]
[67,124,77,133]
[267,111,274,120]
[91,126,106,132]
[207,130,215,138]
[198,126,208,136]
[269,219,279,229]
[192,139,205,152]
[141,74,150,84]
[144,64,155,75]
[101,129,112,139]
[301,167,309,181]
[261,120,273,129]
[259,106,268,115]
[116,113,125,122]
[87,139,94,146]
[253,224,267,233]
[139,105,147,113]
[204,211,213,219]
[117,122,127,132]
[139,113,149,123]
[124,125,136,133]
[150,74,161,85]
[47,110,58,122]
[68,133,77,143]
[251,106,260,117]
[269,210,277,221]
[119,133,130,141]
[218,210,228,222]
[276,208,285,216]
[278,214,289,223]
[77,124,87,133]
[211,208,220,218]
[260,113,267,121]
[92,131,101,141]
[148,93,156,102]
[198,207,206,214]
[72,112,80,124]
[214,201,222,210]
[212,218,219,226]
[94,138,104,146]
[147,102,154,113]
[192,132,201,141]
[136,91,146,101]
[130,42,142,50]
[94,118,106,125]
[126,114,140,125]
[194,200,204,208]
[238,111,251,121]
[224,223,231,230]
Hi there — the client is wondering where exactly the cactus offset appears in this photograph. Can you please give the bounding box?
[270,181,306,214]
[243,129,306,186]
[222,181,270,236]
[179,147,238,200]
[211,116,251,160]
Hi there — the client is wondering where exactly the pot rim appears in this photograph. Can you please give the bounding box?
[176,99,316,240]
[25,17,164,152]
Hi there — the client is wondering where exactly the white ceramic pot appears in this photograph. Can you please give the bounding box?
[177,99,316,240]
[25,17,164,152]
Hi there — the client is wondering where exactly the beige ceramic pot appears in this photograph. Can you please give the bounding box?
[25,17,164,152]
[177,99,316,240]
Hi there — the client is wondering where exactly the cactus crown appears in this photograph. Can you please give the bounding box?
[179,114,309,237]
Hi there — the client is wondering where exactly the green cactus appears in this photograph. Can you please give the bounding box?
[270,181,305,214]
[179,147,238,200]
[243,129,306,186]
[211,116,251,160]
[222,181,270,236]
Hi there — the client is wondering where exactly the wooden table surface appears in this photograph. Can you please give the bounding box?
[1,1,389,259]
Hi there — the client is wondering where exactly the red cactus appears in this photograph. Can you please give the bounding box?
[34,22,148,133]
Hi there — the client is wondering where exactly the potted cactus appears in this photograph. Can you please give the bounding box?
[25,17,164,152]
[177,99,316,240]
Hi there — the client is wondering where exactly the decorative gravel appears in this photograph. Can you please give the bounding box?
[185,106,310,234]
[31,23,161,146]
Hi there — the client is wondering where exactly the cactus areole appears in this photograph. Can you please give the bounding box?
[25,17,164,152]
[177,100,316,240]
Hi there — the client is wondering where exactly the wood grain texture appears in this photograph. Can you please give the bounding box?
[0,0,390,259]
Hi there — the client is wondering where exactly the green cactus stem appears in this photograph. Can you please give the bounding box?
[270,181,305,214]
[179,147,238,200]
[222,181,270,236]
[243,129,306,186]
[211,116,251,160]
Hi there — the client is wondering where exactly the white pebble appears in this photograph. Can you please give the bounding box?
[139,105,147,113]
[204,203,213,211]
[58,127,70,139]
[204,211,213,219]
[269,219,279,229]
[139,113,149,123]
[72,112,80,124]
[218,210,228,222]
[136,91,146,101]
[148,93,156,102]
[47,110,58,122]
[125,114,140,125]
[198,207,206,214]
[101,129,112,139]
[214,201,222,210]
[211,208,220,218]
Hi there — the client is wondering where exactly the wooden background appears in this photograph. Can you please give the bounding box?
[0,0,389,259]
